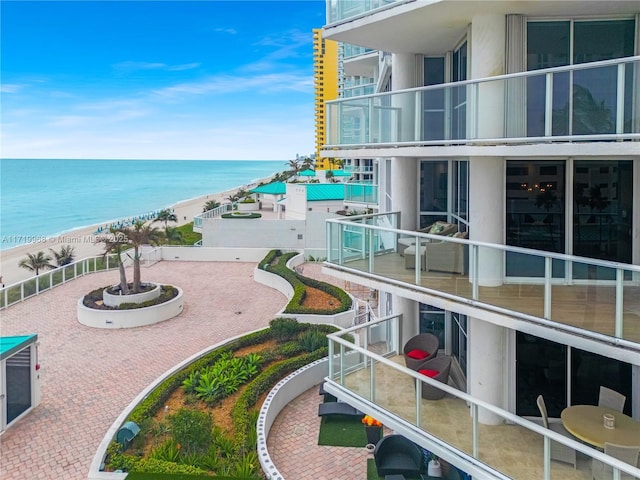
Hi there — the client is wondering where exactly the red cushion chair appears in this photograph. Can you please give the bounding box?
[415,356,452,400]
[403,333,439,370]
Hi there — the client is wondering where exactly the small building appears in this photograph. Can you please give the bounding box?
[1,334,41,432]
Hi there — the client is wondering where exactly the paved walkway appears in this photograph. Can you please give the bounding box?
[0,261,287,480]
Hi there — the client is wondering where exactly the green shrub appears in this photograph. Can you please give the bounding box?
[149,440,181,463]
[168,409,213,455]
[298,328,327,352]
[269,317,302,342]
[220,213,261,219]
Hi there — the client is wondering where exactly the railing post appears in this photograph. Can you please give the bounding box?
[370,357,375,403]
[368,225,374,273]
[544,72,554,137]
[414,237,421,285]
[416,377,422,428]
[472,245,479,300]
[20,283,24,302]
[471,403,479,458]
[543,436,551,480]
[74,262,77,279]
[338,224,344,265]
[615,268,624,338]
[35,276,39,295]
[62,267,66,284]
[339,343,345,386]
[616,63,625,134]
[328,339,334,379]
[544,256,552,319]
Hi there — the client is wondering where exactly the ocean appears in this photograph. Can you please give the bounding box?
[0,158,284,250]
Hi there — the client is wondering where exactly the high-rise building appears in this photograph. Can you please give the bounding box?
[319,2,640,478]
[312,28,338,170]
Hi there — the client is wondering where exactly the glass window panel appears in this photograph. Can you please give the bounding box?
[571,349,632,416]
[419,161,448,213]
[572,67,617,135]
[527,22,570,70]
[506,160,565,254]
[6,349,32,424]
[516,332,567,417]
[573,20,635,64]
[423,58,446,141]
[419,303,445,349]
[573,160,633,263]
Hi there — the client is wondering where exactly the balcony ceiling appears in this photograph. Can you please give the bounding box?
[324,0,640,55]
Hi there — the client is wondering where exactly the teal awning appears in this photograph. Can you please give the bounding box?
[249,182,286,195]
[305,183,345,201]
[298,169,316,177]
[329,169,351,177]
[1,334,37,361]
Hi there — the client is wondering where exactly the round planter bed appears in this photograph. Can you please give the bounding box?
[103,282,161,307]
[77,285,184,329]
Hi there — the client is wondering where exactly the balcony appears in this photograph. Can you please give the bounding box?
[324,315,640,479]
[325,212,640,351]
[344,182,378,205]
[342,43,375,59]
[326,0,402,24]
[325,56,640,150]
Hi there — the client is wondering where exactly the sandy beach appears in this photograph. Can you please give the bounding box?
[0,176,274,286]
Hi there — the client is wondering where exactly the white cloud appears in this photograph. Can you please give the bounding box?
[0,83,27,94]
[112,61,200,72]
[214,27,237,35]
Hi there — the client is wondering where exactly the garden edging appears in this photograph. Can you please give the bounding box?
[88,328,269,480]
[77,286,184,329]
[253,252,356,329]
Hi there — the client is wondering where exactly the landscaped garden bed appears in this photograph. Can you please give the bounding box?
[259,250,351,315]
[103,318,340,478]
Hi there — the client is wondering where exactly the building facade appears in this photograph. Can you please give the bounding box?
[319,2,640,478]
[312,28,339,170]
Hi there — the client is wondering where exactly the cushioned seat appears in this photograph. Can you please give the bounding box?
[415,356,452,400]
[374,435,424,478]
[398,221,457,256]
[403,333,439,370]
[405,232,468,274]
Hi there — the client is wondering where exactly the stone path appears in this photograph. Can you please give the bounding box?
[0,261,286,480]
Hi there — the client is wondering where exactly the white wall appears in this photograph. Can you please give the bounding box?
[286,184,309,220]
[202,218,307,249]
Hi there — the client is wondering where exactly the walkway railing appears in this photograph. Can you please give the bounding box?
[326,56,640,147]
[0,255,120,310]
[326,212,640,347]
[193,202,236,231]
[326,315,640,480]
[326,0,402,24]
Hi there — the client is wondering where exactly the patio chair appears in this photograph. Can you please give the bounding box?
[592,442,640,480]
[403,333,439,370]
[398,221,457,256]
[598,386,626,413]
[536,395,577,468]
[404,234,467,274]
[415,356,452,400]
[373,434,424,478]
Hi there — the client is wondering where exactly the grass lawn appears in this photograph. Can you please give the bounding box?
[367,458,384,480]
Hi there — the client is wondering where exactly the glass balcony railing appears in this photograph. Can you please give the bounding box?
[344,182,378,204]
[326,56,640,147]
[342,44,375,59]
[325,315,640,480]
[341,83,375,98]
[326,0,402,24]
[326,212,640,346]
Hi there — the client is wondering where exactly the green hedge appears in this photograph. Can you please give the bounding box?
[259,250,352,315]
[220,213,261,219]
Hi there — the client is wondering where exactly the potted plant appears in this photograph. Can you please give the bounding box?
[362,414,383,446]
[427,452,442,477]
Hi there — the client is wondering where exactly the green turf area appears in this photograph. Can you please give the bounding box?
[317,415,368,447]
[125,473,255,480]
[367,458,384,480]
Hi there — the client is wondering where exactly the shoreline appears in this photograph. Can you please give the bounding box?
[0,175,274,286]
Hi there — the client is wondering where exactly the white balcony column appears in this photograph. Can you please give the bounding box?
[392,52,418,143]
[470,13,506,139]
[391,157,418,231]
[469,156,504,286]
[394,295,419,347]
[468,317,506,425]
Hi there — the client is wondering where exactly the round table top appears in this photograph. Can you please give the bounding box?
[561,405,640,449]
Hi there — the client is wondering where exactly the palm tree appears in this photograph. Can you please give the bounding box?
[18,251,53,276]
[98,228,130,294]
[49,245,76,267]
[286,159,301,175]
[154,209,178,228]
[300,156,315,171]
[116,220,164,293]
[203,200,220,212]
[164,226,184,245]
[227,188,249,203]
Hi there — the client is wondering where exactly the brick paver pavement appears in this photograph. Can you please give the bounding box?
[0,261,287,480]
[267,387,370,480]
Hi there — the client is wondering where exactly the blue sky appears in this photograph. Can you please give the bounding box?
[1,0,325,160]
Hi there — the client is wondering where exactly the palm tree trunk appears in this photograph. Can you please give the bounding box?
[133,246,141,293]
[118,263,129,295]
